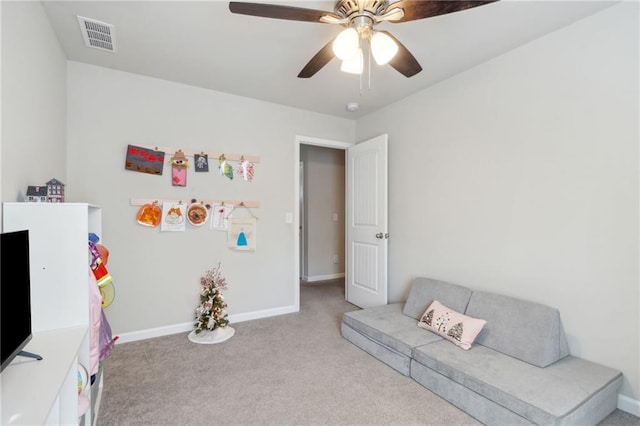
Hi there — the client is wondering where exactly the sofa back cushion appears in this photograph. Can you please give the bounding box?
[465,291,570,367]
[402,277,473,320]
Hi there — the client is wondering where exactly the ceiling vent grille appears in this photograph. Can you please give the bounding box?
[77,16,117,53]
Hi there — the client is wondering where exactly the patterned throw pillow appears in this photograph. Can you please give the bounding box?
[417,300,487,350]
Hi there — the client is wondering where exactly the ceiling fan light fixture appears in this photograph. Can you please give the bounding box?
[371,31,398,65]
[340,48,363,74]
[333,27,359,60]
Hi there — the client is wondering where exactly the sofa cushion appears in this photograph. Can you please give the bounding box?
[342,322,412,376]
[465,291,570,367]
[417,300,487,350]
[342,303,442,357]
[412,341,622,425]
[402,277,473,320]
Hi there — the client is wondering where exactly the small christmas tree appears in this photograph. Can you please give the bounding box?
[194,263,229,334]
[421,309,434,326]
[447,322,464,342]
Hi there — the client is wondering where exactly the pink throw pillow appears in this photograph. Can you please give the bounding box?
[417,300,487,350]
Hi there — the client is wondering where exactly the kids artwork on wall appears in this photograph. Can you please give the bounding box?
[161,202,187,232]
[125,145,165,175]
[194,153,209,172]
[186,202,210,227]
[211,204,234,231]
[169,150,189,186]
[218,154,233,180]
[237,157,255,182]
[123,144,259,187]
[227,217,257,251]
[136,202,162,227]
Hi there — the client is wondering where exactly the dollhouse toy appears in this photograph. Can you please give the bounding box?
[26,186,47,202]
[46,179,65,202]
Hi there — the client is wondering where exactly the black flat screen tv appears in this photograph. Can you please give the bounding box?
[0,229,35,372]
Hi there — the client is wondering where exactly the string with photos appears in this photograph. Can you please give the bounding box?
[141,145,260,164]
[141,145,258,182]
[132,198,260,228]
[130,198,260,208]
[125,144,258,187]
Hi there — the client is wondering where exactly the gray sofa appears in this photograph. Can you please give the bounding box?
[341,277,622,425]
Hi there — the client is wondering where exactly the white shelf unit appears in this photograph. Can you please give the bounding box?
[1,203,103,426]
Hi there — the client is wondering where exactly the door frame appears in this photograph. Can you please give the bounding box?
[299,161,306,281]
[294,135,354,311]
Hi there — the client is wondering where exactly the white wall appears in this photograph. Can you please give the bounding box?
[357,2,639,403]
[300,145,345,280]
[66,62,355,336]
[1,1,67,211]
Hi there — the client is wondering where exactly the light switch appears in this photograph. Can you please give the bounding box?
[285,212,293,224]
[332,213,338,221]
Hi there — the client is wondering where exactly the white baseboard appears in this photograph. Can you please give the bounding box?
[228,304,298,323]
[115,322,193,344]
[114,304,299,344]
[618,394,640,417]
[304,273,345,282]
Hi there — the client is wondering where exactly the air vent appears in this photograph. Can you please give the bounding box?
[77,16,116,53]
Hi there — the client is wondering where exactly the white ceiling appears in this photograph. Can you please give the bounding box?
[41,0,616,119]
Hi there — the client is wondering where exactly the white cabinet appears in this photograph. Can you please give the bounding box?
[1,203,103,425]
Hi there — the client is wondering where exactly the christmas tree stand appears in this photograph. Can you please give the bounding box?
[188,326,235,344]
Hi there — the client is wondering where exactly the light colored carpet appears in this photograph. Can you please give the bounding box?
[96,279,638,426]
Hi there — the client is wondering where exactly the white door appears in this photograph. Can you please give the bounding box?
[346,134,388,308]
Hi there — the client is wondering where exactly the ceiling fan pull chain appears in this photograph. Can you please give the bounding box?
[367,39,372,91]
[359,67,363,95]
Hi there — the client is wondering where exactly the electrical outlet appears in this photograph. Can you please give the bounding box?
[333,254,339,264]
[332,213,338,221]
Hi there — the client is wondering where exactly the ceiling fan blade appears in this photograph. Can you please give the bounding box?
[298,39,335,78]
[229,2,340,23]
[375,7,404,23]
[380,31,422,78]
[385,0,498,23]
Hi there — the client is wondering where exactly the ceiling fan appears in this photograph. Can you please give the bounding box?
[228,0,498,79]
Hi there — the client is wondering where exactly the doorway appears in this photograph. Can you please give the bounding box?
[293,136,353,311]
[300,144,346,282]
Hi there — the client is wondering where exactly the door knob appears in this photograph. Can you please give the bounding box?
[375,233,384,239]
